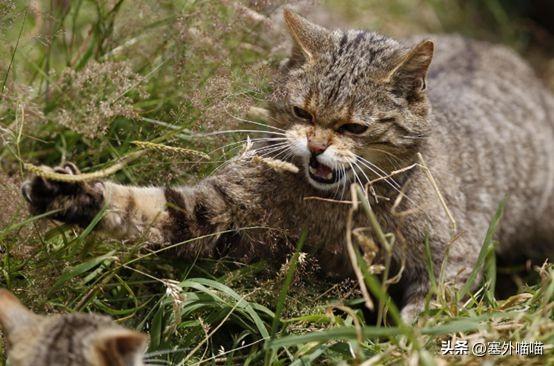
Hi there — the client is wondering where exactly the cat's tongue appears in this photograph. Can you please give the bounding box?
[315,163,332,178]
[309,158,333,180]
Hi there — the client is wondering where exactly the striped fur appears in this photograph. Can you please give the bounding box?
[22,10,554,322]
[0,289,147,366]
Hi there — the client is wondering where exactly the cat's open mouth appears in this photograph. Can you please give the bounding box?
[308,156,344,184]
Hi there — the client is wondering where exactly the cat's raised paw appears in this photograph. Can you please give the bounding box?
[22,163,82,213]
[21,163,105,226]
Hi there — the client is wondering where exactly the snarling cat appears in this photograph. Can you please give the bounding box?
[21,10,554,321]
[0,289,147,366]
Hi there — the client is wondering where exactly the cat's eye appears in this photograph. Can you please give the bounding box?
[338,123,368,135]
[292,106,314,122]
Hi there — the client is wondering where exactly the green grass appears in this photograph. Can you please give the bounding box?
[1,1,553,365]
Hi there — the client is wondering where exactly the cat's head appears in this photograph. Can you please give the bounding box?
[270,9,433,192]
[0,289,148,366]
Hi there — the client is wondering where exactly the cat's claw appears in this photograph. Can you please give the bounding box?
[21,181,33,204]
[22,163,85,214]
[22,162,82,202]
[22,162,105,226]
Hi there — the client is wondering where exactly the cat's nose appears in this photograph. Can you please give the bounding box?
[307,141,327,155]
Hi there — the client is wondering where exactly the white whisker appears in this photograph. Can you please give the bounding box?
[257,145,291,159]
[270,149,293,163]
[222,108,286,132]
[355,156,401,189]
[340,165,349,201]
[354,157,417,205]
[252,143,290,156]
[333,164,343,198]
[351,160,372,187]
[197,129,286,137]
[355,157,402,192]
[209,141,291,176]
[348,162,366,196]
[207,137,288,155]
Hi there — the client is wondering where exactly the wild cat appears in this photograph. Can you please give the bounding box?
[0,289,147,366]
[21,10,554,321]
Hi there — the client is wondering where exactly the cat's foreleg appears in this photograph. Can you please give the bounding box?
[399,236,481,323]
[400,285,427,324]
[21,163,231,254]
[21,163,109,229]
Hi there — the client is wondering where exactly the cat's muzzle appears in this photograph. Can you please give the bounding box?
[308,156,346,184]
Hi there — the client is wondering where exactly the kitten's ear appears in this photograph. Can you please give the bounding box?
[387,40,434,98]
[93,328,148,366]
[0,289,38,335]
[283,8,332,63]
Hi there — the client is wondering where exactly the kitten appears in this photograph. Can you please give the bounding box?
[21,10,554,321]
[0,289,147,366]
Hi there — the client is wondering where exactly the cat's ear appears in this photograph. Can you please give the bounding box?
[0,289,38,335]
[283,8,332,64]
[387,40,434,98]
[92,328,148,366]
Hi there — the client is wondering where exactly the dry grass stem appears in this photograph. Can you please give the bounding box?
[346,184,374,311]
[417,153,457,232]
[24,151,146,182]
[252,156,299,174]
[367,163,418,186]
[132,141,210,160]
[303,196,353,204]
[248,106,271,120]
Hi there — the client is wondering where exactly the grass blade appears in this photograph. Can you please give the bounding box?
[181,278,271,339]
[457,199,505,301]
[267,326,403,349]
[49,251,116,294]
[264,230,307,366]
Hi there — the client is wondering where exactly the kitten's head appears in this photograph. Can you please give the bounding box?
[0,289,148,366]
[270,9,433,192]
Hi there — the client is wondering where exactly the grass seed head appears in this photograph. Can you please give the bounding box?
[53,61,147,139]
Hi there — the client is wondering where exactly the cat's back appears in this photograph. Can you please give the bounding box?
[419,34,550,122]
[405,35,553,157]
[409,34,554,255]
[424,34,553,174]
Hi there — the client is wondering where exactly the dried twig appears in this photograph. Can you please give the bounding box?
[24,141,210,183]
[248,106,271,120]
[252,156,299,174]
[352,185,401,326]
[366,163,418,186]
[417,153,457,232]
[24,150,146,182]
[132,140,210,160]
[346,184,374,311]
[303,196,353,204]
